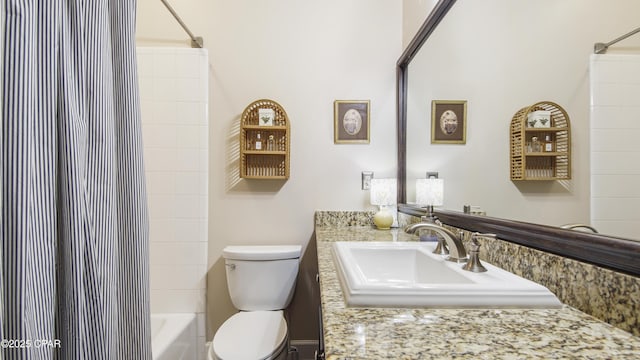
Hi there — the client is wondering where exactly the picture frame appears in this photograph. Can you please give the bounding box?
[527,110,551,128]
[258,108,275,126]
[431,100,467,144]
[334,100,370,144]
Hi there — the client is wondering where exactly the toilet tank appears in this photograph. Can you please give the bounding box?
[223,245,302,311]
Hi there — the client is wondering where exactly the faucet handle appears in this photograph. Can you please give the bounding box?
[471,233,497,244]
[461,232,495,273]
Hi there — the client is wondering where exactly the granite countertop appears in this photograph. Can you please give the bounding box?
[316,225,640,359]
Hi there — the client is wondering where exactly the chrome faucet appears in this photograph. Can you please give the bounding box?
[405,222,468,263]
[560,223,599,233]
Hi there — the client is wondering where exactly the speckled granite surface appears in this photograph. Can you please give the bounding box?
[451,225,640,337]
[315,213,640,359]
[314,211,376,227]
[398,212,640,337]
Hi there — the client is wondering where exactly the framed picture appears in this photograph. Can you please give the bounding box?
[258,108,275,126]
[334,100,370,144]
[431,100,467,144]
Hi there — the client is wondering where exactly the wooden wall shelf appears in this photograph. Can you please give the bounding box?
[239,99,290,179]
[510,101,571,181]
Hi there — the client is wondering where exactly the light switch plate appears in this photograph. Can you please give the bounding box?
[362,171,373,190]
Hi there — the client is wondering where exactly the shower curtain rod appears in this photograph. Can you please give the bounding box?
[160,0,203,48]
[594,26,640,54]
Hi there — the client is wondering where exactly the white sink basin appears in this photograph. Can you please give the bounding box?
[332,241,562,308]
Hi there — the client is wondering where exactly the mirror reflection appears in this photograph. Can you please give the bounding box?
[404,0,640,240]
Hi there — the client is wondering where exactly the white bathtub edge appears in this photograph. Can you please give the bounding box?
[151,313,197,360]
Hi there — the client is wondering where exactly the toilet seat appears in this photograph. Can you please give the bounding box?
[211,311,288,360]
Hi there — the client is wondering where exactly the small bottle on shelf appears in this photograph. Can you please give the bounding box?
[267,134,275,151]
[543,134,554,152]
[255,132,263,150]
[531,136,541,152]
[247,134,254,150]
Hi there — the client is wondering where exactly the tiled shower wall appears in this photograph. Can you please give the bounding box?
[590,54,640,239]
[137,47,209,358]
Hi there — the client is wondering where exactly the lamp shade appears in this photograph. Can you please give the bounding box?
[415,178,444,206]
[370,178,397,206]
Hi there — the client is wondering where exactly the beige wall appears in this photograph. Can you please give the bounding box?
[402,0,437,48]
[136,0,402,338]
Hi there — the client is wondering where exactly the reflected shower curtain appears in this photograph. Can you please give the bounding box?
[1,1,151,359]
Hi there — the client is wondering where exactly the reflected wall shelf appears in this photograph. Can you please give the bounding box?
[240,99,290,179]
[510,101,571,181]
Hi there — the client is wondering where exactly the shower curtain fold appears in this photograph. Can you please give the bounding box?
[1,0,152,359]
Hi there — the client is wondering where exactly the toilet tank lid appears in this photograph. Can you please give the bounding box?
[223,245,302,260]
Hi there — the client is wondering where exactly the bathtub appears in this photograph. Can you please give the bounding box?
[151,313,197,360]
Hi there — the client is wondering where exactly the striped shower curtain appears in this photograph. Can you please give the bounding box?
[1,1,152,359]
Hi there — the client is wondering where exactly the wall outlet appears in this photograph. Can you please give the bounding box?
[362,171,373,190]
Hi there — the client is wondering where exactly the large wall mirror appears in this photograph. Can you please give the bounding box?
[397,0,640,276]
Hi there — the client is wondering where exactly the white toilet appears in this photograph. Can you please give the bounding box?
[209,245,302,360]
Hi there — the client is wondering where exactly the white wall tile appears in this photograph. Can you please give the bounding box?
[174,195,207,219]
[148,218,177,243]
[592,174,640,197]
[591,128,640,152]
[138,77,155,102]
[591,83,624,106]
[590,106,639,129]
[142,124,178,148]
[150,265,203,290]
[152,101,180,124]
[591,55,640,83]
[137,51,154,78]
[591,54,640,240]
[593,220,640,238]
[150,289,203,313]
[150,242,208,265]
[175,52,200,78]
[145,148,179,172]
[174,148,205,172]
[174,77,201,102]
[176,102,208,125]
[140,100,154,124]
[196,313,206,337]
[591,151,640,174]
[592,197,640,220]
[152,50,177,78]
[175,172,207,195]
[175,125,208,149]
[146,171,176,195]
[153,77,180,102]
[174,219,207,242]
[139,47,209,314]
[196,336,207,360]
[147,194,175,219]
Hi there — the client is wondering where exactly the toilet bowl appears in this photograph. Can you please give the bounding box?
[208,245,301,360]
[209,311,288,360]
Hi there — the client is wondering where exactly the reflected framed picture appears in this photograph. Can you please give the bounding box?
[334,100,370,144]
[258,108,275,126]
[431,100,467,144]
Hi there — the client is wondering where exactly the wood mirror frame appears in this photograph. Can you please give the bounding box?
[396,0,640,277]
